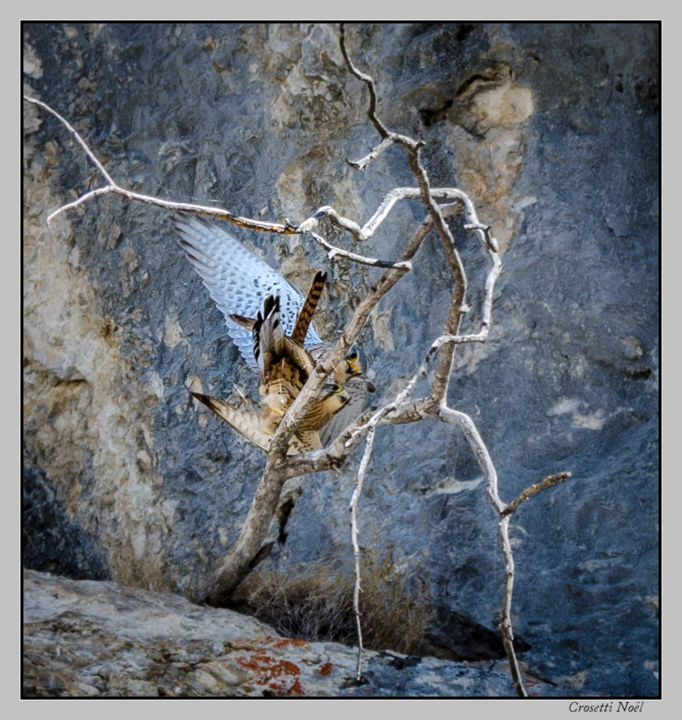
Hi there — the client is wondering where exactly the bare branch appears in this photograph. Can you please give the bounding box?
[47,186,118,222]
[339,194,501,449]
[26,95,448,272]
[350,426,376,680]
[308,230,411,270]
[347,136,393,171]
[437,406,505,513]
[339,24,390,139]
[299,187,468,242]
[436,405,524,694]
[24,94,299,233]
[497,514,527,697]
[502,472,572,517]
[339,23,424,175]
[318,25,480,408]
[436,404,574,696]
[23,95,116,186]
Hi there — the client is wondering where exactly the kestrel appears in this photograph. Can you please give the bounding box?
[175,215,371,449]
[250,293,350,441]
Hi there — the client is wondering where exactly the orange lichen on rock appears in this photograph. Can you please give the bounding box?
[235,649,304,697]
[263,636,311,649]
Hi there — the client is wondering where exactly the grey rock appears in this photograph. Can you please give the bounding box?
[23,22,659,697]
[23,569,571,697]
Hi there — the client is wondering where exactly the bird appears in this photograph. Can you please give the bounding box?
[175,214,360,377]
[318,374,371,446]
[232,285,368,387]
[191,278,353,452]
[192,290,351,453]
[250,293,351,442]
[175,214,372,448]
[230,278,356,448]
[190,384,348,453]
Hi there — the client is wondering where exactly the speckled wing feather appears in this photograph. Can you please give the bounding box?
[174,215,323,369]
[191,392,272,451]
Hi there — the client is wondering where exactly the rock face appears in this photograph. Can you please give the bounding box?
[23,569,570,697]
[23,23,659,697]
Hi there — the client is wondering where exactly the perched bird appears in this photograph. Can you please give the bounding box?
[251,284,374,446]
[175,215,371,449]
[250,293,350,443]
[231,273,367,386]
[192,290,351,452]
[251,293,314,429]
[319,374,371,446]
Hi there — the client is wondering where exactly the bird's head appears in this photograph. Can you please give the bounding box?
[336,346,367,382]
[321,382,351,410]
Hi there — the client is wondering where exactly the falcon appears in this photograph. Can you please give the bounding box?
[250,293,350,441]
[175,215,371,449]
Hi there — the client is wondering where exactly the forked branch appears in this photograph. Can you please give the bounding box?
[22,95,406,270]
[336,25,572,695]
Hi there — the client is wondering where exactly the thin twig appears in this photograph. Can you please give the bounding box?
[350,426,375,680]
[23,96,116,185]
[502,473,572,517]
[339,24,390,139]
[497,513,526,696]
[24,94,299,233]
[347,136,393,171]
[435,408,574,696]
[309,230,412,270]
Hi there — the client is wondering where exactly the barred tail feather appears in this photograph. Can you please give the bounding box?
[291,270,327,345]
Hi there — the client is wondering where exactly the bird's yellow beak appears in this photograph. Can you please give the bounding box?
[346,353,361,377]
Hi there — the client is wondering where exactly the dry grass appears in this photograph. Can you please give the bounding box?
[231,554,430,656]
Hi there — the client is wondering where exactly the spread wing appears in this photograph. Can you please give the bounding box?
[174,215,323,369]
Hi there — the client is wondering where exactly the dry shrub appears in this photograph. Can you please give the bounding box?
[231,554,430,656]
